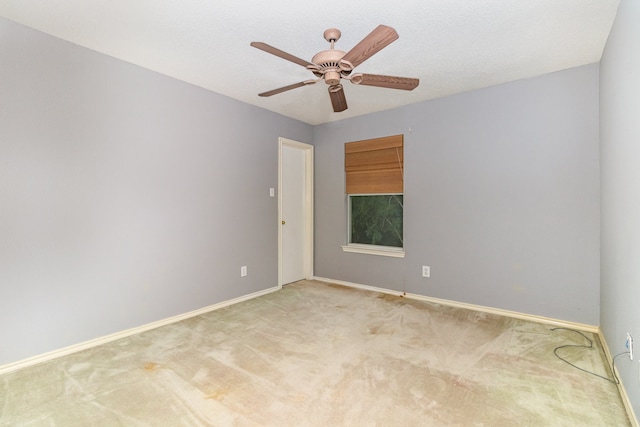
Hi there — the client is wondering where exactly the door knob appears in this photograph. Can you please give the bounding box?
[282,220,286,225]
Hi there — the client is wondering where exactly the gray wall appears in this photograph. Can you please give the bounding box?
[0,14,607,369]
[600,0,640,416]
[0,18,312,366]
[314,64,600,325]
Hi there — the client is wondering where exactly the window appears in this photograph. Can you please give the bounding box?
[349,194,403,247]
[343,135,404,257]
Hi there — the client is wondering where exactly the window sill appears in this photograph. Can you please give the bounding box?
[341,244,405,258]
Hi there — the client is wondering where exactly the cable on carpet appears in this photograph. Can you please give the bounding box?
[551,327,629,384]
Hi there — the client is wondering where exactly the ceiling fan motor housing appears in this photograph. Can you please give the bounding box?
[311,49,346,85]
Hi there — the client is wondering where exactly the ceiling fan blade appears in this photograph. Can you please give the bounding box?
[329,84,348,112]
[250,42,314,68]
[339,25,399,72]
[258,80,316,97]
[350,73,419,90]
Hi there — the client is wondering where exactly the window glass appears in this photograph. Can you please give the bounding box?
[349,194,403,248]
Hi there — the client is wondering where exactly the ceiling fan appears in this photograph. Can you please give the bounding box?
[250,25,419,113]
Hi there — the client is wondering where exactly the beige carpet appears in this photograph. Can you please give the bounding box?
[0,280,631,426]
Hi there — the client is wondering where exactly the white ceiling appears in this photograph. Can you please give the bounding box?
[0,1,620,125]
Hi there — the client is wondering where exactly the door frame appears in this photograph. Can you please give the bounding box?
[278,137,314,288]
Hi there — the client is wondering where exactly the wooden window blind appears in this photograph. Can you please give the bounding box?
[345,134,403,194]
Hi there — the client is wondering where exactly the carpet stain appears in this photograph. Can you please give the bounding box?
[289,392,307,402]
[377,293,401,302]
[144,362,159,371]
[205,389,227,400]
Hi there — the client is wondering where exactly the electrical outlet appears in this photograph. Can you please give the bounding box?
[241,266,247,277]
[626,333,633,361]
[422,266,430,278]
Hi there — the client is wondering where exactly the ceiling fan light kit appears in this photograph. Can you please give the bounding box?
[251,25,419,113]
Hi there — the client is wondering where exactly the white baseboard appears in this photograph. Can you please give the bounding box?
[313,276,406,297]
[404,292,600,333]
[598,329,639,427]
[313,276,598,333]
[0,285,280,376]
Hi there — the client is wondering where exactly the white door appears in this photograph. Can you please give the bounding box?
[279,139,313,286]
